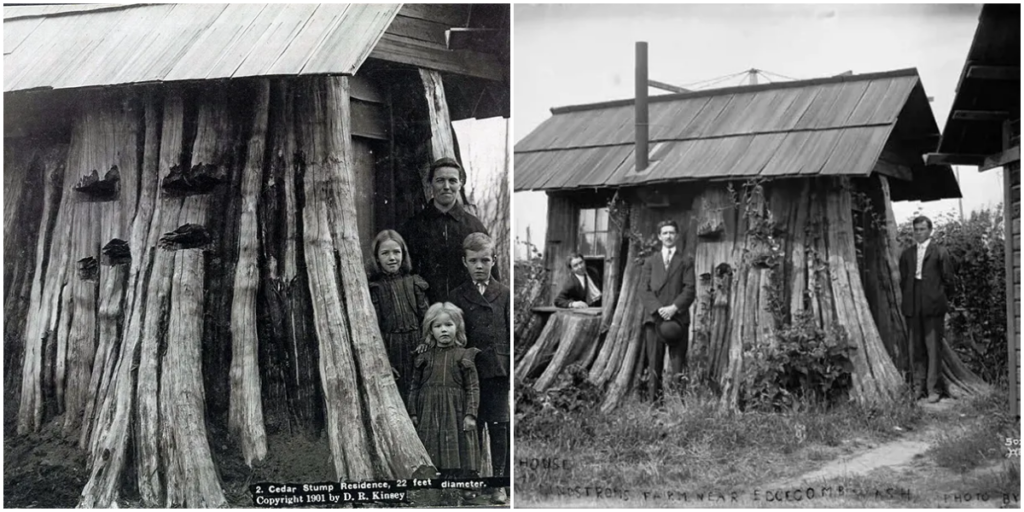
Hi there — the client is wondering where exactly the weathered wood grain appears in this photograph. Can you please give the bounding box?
[419,68,456,202]
[517,314,561,382]
[824,178,900,403]
[309,76,433,478]
[533,312,602,392]
[296,76,378,481]
[228,79,269,466]
[160,248,226,507]
[80,90,163,507]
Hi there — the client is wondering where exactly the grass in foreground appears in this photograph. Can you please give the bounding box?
[926,391,1018,474]
[515,383,1019,508]
[515,384,924,504]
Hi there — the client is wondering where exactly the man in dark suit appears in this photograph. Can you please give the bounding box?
[554,253,602,309]
[639,220,696,402]
[449,232,509,504]
[899,215,956,404]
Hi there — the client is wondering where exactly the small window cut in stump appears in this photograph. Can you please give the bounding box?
[101,239,131,266]
[77,257,99,281]
[159,224,211,251]
[161,163,226,196]
[73,166,120,201]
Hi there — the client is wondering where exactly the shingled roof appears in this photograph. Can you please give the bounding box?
[935,3,1020,161]
[3,4,400,92]
[515,68,960,201]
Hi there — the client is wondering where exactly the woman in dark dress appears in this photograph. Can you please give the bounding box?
[368,230,429,405]
[400,158,492,304]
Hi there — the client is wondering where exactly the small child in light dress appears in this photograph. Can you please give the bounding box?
[408,302,479,479]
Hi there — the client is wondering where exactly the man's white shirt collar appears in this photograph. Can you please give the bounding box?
[915,238,930,279]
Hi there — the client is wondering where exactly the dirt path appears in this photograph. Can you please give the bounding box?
[768,398,956,487]
[745,398,1018,509]
[786,437,932,484]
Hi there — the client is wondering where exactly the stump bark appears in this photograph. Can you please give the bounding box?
[7,75,441,507]
[527,177,977,412]
[589,204,648,389]
[531,310,602,392]
[229,81,270,466]
[515,313,561,382]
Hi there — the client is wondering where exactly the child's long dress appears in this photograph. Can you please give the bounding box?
[369,273,428,403]
[409,346,480,475]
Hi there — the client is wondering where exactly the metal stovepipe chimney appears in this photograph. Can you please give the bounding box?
[635,41,649,173]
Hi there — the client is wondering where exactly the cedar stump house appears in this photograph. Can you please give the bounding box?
[925,3,1020,417]
[3,3,508,507]
[515,59,990,413]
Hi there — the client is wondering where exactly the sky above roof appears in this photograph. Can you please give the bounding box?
[513,3,1004,255]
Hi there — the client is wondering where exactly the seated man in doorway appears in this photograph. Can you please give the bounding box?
[554,253,602,309]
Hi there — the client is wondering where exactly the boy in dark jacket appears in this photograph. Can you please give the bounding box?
[448,232,509,504]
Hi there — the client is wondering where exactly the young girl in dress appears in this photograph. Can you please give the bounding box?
[368,230,429,405]
[409,302,480,479]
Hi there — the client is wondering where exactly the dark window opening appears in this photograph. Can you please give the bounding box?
[578,207,610,297]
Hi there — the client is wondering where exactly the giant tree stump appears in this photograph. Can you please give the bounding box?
[531,309,602,392]
[9,76,441,508]
[527,177,983,413]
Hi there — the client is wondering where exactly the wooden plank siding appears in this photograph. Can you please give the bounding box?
[545,194,580,305]
[369,5,506,83]
[1006,153,1020,418]
[351,100,387,140]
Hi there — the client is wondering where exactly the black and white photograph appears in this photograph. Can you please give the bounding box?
[3,3,510,508]
[513,4,1019,507]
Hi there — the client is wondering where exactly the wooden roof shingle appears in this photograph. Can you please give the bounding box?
[515,68,955,199]
[3,4,400,92]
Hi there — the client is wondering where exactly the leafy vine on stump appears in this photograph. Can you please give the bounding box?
[607,191,660,263]
[730,179,857,412]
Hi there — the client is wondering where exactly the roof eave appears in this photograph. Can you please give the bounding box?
[550,68,921,115]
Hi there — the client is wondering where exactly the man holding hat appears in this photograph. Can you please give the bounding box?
[639,220,696,402]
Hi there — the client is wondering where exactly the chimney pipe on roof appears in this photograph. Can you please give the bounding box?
[635,41,649,173]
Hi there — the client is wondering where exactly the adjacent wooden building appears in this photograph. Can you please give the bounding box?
[3,4,508,507]
[515,67,988,411]
[926,3,1020,417]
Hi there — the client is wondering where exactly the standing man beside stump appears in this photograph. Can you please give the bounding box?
[899,215,956,404]
[639,220,696,403]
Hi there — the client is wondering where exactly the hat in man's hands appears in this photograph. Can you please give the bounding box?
[658,318,686,344]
